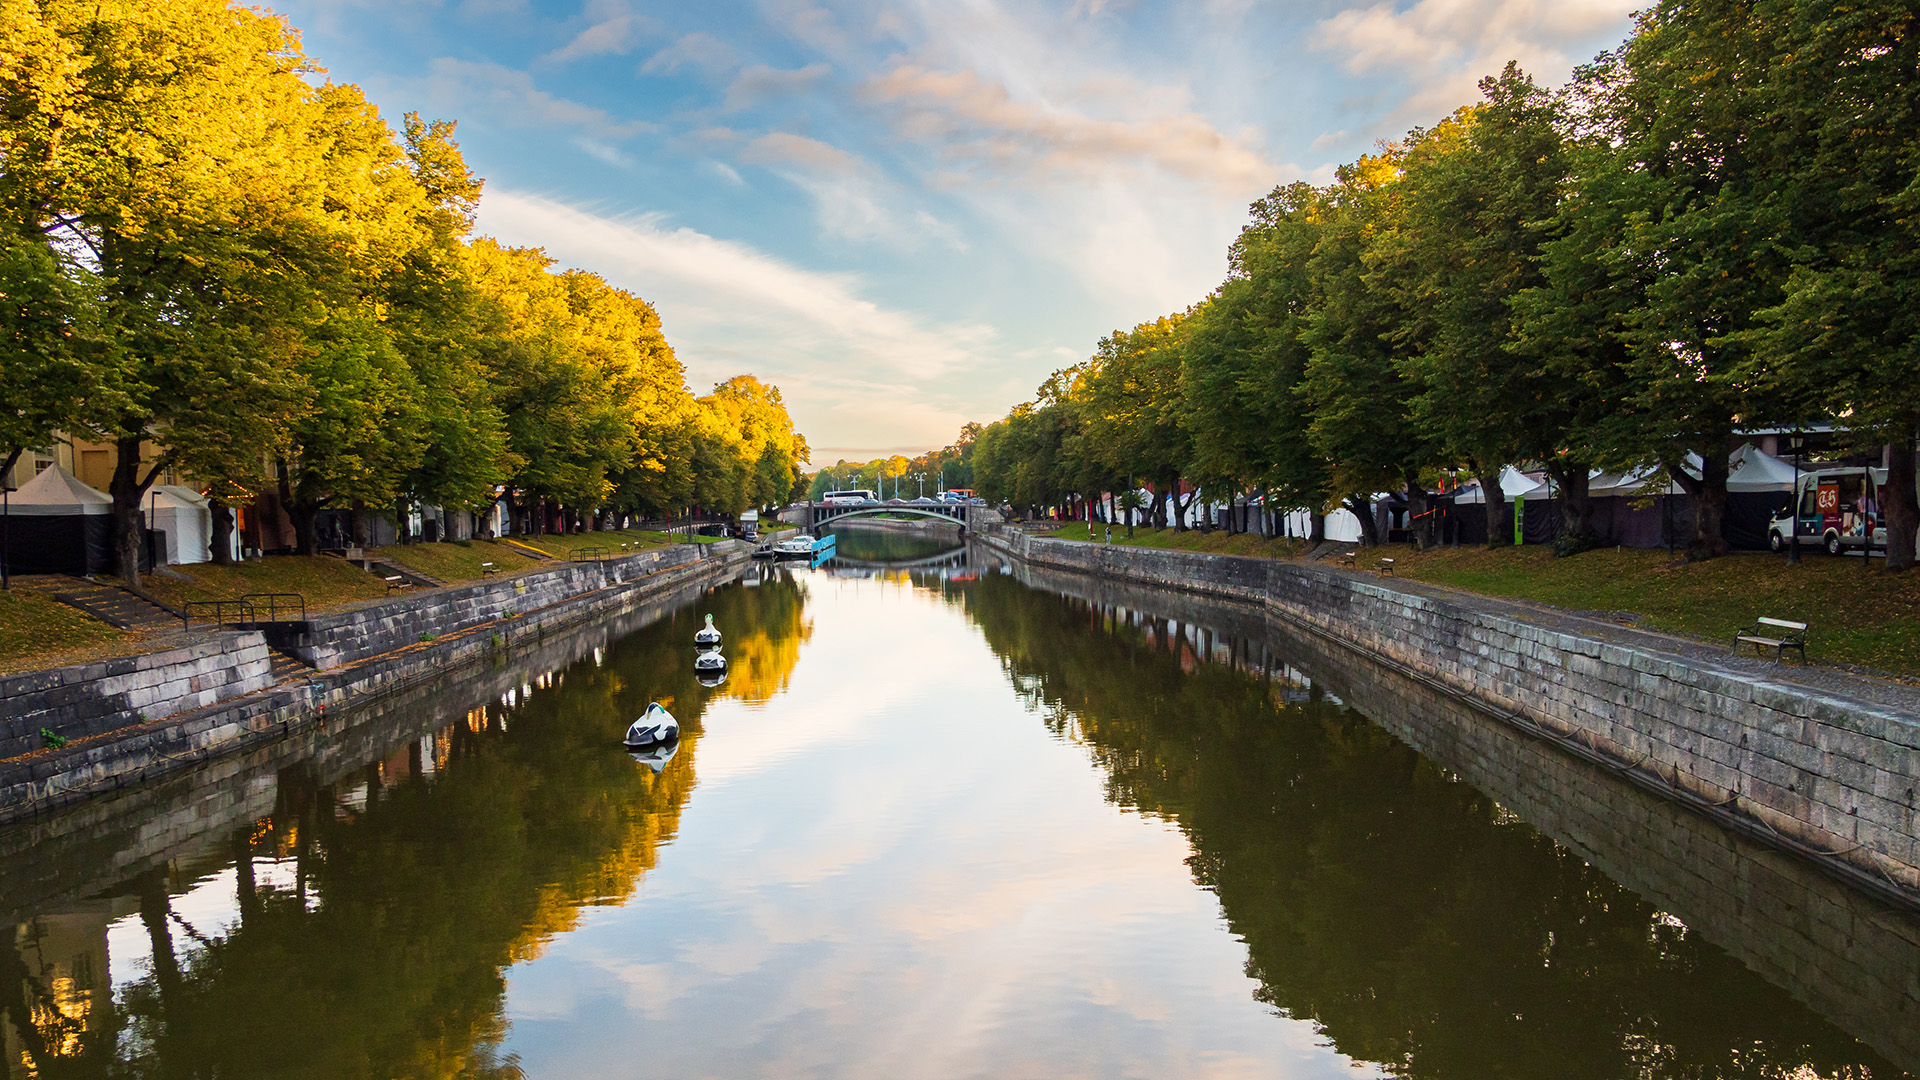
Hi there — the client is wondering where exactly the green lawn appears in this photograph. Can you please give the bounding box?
[146,556,392,614]
[370,539,545,582]
[0,589,133,675]
[512,529,679,558]
[1350,544,1920,678]
[1048,522,1309,559]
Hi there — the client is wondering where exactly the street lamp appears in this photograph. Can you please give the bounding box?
[915,472,926,498]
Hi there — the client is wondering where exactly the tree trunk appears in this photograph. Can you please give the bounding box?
[1669,453,1730,561]
[210,498,235,565]
[1546,460,1596,553]
[107,434,165,588]
[277,464,318,556]
[1477,468,1510,548]
[1347,494,1379,547]
[1406,473,1433,551]
[1310,511,1326,544]
[1883,417,1918,573]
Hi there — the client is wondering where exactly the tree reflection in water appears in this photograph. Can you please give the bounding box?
[950,571,1911,1080]
[2,571,810,1080]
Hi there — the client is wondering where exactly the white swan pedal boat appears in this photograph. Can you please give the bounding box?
[694,613,722,647]
[623,703,680,749]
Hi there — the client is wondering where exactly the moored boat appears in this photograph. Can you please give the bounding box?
[694,613,722,647]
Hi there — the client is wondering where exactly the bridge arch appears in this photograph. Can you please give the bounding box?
[808,503,970,533]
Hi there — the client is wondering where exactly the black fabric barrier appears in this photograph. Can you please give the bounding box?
[1,514,114,575]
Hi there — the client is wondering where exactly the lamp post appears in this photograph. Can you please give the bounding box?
[1788,432,1802,565]
[915,472,926,498]
[2,477,12,590]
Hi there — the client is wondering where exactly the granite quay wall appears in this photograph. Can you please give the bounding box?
[0,568,721,925]
[0,634,275,761]
[269,543,712,669]
[1266,616,1920,1073]
[975,528,1920,906]
[0,544,749,824]
[994,548,1920,1070]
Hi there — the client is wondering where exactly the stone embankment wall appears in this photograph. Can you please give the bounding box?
[0,635,274,761]
[0,543,748,823]
[975,528,1920,903]
[0,567,721,924]
[271,543,705,669]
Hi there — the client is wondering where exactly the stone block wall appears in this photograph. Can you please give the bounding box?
[976,527,1920,896]
[268,543,719,669]
[0,634,274,760]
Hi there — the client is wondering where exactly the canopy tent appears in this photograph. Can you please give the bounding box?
[1451,467,1544,505]
[3,465,114,575]
[1726,442,1797,491]
[146,485,213,564]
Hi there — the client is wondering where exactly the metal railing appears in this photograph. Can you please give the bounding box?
[243,593,307,623]
[576,545,610,562]
[181,593,308,629]
[182,599,256,629]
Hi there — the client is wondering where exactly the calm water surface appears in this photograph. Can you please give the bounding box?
[4,532,1916,1078]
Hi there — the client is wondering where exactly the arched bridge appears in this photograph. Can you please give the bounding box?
[805,499,971,533]
[826,547,971,571]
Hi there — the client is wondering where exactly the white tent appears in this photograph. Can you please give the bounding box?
[1726,442,1798,492]
[11,463,112,515]
[5,464,114,574]
[145,485,213,564]
[1452,466,1544,505]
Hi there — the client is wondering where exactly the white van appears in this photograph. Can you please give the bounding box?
[1768,467,1889,555]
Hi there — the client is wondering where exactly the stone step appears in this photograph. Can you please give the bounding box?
[52,583,180,631]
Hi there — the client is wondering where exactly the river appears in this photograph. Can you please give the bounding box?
[2,527,1915,1078]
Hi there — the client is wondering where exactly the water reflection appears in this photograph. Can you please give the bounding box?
[2,558,1914,1079]
[2,572,810,1080]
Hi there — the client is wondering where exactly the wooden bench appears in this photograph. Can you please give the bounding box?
[1339,550,1357,568]
[479,561,499,577]
[1378,557,1395,576]
[1734,617,1808,663]
[385,575,412,595]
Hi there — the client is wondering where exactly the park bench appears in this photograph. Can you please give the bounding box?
[1378,557,1395,576]
[385,575,412,595]
[1339,550,1357,568]
[479,561,499,577]
[1734,617,1808,664]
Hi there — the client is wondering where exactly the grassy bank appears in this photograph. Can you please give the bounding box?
[1046,522,1309,559]
[371,540,544,582]
[1349,545,1920,677]
[147,558,392,613]
[1028,524,1920,678]
[0,590,133,674]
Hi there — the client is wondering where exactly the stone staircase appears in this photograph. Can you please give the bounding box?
[13,576,182,631]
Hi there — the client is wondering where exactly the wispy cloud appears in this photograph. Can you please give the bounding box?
[860,65,1275,196]
[740,132,963,250]
[542,0,660,63]
[424,58,654,138]
[1313,0,1638,122]
[724,63,833,111]
[639,32,739,77]
[474,191,997,450]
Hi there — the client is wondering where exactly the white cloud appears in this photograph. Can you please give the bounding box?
[424,58,654,138]
[860,64,1277,196]
[639,32,739,77]
[473,191,999,452]
[723,63,833,111]
[1313,0,1639,123]
[543,0,661,63]
[573,137,633,168]
[740,132,964,250]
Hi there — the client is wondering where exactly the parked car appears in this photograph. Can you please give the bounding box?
[1769,466,1889,555]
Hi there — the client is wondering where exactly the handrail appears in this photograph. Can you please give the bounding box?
[576,545,610,562]
[241,592,307,623]
[182,599,256,629]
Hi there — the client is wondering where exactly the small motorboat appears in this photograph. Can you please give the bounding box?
[694,650,727,674]
[628,739,680,773]
[694,613,722,648]
[773,535,816,558]
[623,702,680,749]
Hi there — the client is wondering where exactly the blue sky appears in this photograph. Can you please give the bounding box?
[275,0,1640,463]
